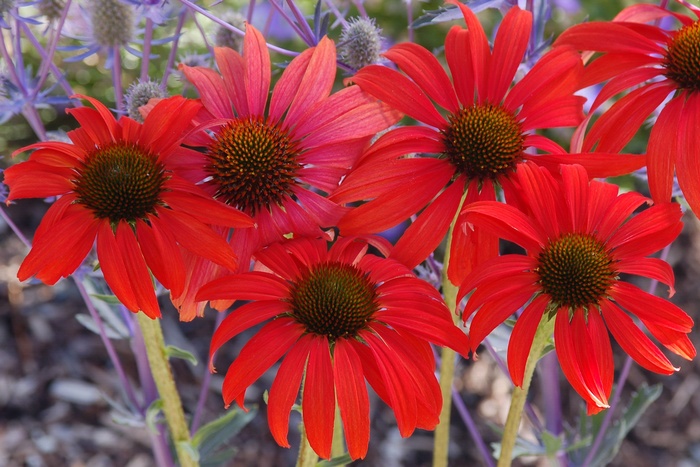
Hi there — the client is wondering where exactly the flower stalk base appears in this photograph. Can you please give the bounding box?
[497,314,554,467]
[136,313,199,467]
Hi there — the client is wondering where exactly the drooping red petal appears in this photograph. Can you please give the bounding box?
[140,96,203,155]
[554,21,665,55]
[161,180,254,228]
[591,190,646,241]
[554,310,609,414]
[457,254,537,306]
[616,257,675,296]
[136,217,185,298]
[606,203,682,258]
[268,334,313,448]
[3,161,75,201]
[599,300,677,374]
[333,339,370,460]
[115,222,161,319]
[384,42,459,113]
[467,290,534,351]
[587,310,615,404]
[352,65,446,129]
[391,177,464,270]
[337,160,454,235]
[507,295,548,387]
[359,330,417,437]
[155,208,239,271]
[208,300,289,371]
[19,205,100,284]
[222,318,303,408]
[674,92,700,216]
[196,271,290,302]
[302,335,335,460]
[462,202,544,252]
[648,96,681,201]
[610,282,693,333]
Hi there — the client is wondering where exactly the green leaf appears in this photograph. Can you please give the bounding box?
[317,453,354,466]
[165,345,198,366]
[192,406,258,461]
[145,399,164,435]
[90,293,123,305]
[177,440,200,463]
[571,383,662,467]
[541,430,562,457]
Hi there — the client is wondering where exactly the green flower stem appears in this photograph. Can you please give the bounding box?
[136,313,199,467]
[497,314,554,467]
[331,402,345,462]
[433,191,468,467]
[296,421,318,467]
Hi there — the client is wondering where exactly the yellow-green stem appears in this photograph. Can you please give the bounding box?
[331,402,345,462]
[296,419,319,467]
[136,313,199,467]
[432,191,468,467]
[497,314,554,467]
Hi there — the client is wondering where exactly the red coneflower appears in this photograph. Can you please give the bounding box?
[178,24,400,265]
[196,236,470,460]
[554,0,700,215]
[459,161,695,414]
[332,0,643,285]
[4,95,254,319]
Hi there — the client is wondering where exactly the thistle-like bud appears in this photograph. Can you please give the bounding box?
[338,17,383,71]
[91,0,134,48]
[125,79,167,123]
[38,0,66,20]
[214,12,246,53]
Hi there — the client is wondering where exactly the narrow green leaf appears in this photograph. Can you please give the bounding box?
[192,406,258,459]
[165,345,199,366]
[145,399,164,435]
[317,453,354,466]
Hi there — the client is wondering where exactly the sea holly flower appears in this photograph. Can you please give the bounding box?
[554,1,700,215]
[4,95,254,319]
[196,236,470,460]
[332,0,642,286]
[459,162,695,414]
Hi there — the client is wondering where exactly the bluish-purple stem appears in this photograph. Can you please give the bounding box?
[353,0,368,18]
[19,21,77,100]
[407,0,415,43]
[191,14,216,58]
[190,309,228,435]
[160,6,188,88]
[141,18,154,82]
[179,0,299,57]
[581,244,671,467]
[323,0,348,28]
[268,0,314,47]
[247,0,257,24]
[112,47,124,112]
[433,346,496,467]
[32,0,72,100]
[285,0,318,45]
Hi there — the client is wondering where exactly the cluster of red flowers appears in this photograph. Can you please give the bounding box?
[4,0,698,460]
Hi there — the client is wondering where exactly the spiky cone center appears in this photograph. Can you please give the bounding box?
[91,0,134,48]
[289,262,380,341]
[664,20,700,92]
[207,117,301,215]
[74,142,166,223]
[338,17,383,70]
[536,233,616,311]
[442,104,525,182]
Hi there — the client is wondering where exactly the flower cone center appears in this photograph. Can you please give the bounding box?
[74,142,165,223]
[664,20,700,92]
[442,104,525,181]
[207,117,301,215]
[536,233,616,310]
[290,262,379,340]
